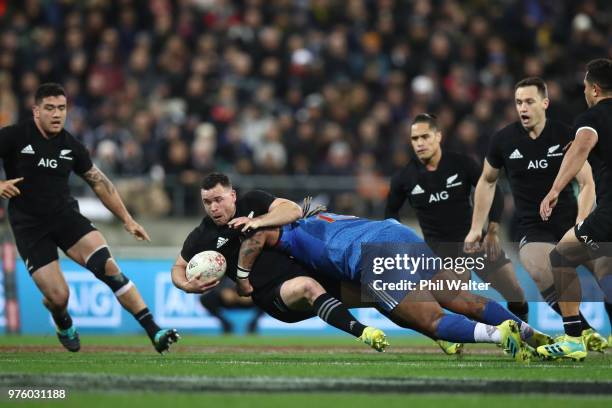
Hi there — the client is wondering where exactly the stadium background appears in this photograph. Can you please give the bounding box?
[0,0,611,336]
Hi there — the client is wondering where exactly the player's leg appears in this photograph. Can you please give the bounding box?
[430,269,552,349]
[473,257,529,322]
[31,260,80,352]
[537,228,592,361]
[12,224,80,352]
[278,276,388,351]
[575,256,611,351]
[378,289,529,362]
[63,228,178,353]
[519,241,594,331]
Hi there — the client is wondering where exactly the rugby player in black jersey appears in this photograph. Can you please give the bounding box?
[386,113,528,319]
[465,77,609,357]
[538,59,612,360]
[0,83,178,353]
[170,172,389,351]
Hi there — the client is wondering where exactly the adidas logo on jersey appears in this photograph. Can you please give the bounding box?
[509,149,523,159]
[547,144,563,157]
[411,184,425,195]
[20,144,35,155]
[216,237,229,248]
[446,173,462,188]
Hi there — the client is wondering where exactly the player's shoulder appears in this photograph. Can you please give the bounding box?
[0,121,27,138]
[390,160,418,183]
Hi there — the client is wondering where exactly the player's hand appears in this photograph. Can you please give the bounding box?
[482,231,501,261]
[183,277,220,294]
[0,177,24,199]
[236,278,254,297]
[463,229,482,253]
[540,190,559,221]
[229,216,262,232]
[124,219,151,242]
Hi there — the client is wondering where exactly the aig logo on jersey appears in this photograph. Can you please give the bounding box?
[56,272,121,327]
[37,158,58,168]
[429,191,449,203]
[155,273,218,328]
[527,159,548,169]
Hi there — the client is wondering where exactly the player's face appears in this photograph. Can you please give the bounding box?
[515,86,548,130]
[410,122,441,161]
[33,95,67,136]
[583,78,596,108]
[201,184,237,226]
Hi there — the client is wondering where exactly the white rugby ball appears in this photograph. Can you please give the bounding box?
[186,250,227,281]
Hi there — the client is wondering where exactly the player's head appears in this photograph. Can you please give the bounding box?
[200,172,237,225]
[584,58,612,107]
[514,77,549,131]
[32,83,67,136]
[410,113,442,162]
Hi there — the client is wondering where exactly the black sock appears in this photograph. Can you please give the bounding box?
[507,301,529,323]
[563,315,583,337]
[543,285,591,330]
[313,293,366,337]
[133,308,161,340]
[52,311,73,331]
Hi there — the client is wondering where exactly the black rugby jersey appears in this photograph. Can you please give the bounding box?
[573,98,612,204]
[487,119,576,226]
[181,190,281,288]
[0,120,92,218]
[385,151,503,243]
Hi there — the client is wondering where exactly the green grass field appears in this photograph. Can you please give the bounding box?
[1,334,611,407]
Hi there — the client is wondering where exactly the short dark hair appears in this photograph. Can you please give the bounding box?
[201,172,231,190]
[514,77,548,98]
[412,113,439,130]
[585,58,612,92]
[34,83,66,104]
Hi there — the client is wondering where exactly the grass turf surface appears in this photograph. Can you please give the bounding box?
[0,335,611,407]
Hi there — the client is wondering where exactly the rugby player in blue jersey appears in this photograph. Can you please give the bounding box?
[232,209,553,362]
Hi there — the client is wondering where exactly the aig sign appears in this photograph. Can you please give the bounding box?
[52,272,121,327]
[154,273,218,328]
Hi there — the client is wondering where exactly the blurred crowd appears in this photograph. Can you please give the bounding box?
[0,0,610,216]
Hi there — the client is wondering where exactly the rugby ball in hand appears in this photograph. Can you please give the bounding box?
[186,251,226,281]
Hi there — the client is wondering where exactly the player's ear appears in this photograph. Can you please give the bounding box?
[542,97,549,109]
[32,103,39,118]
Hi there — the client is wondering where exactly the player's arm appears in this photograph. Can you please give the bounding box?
[540,129,598,220]
[465,159,500,251]
[235,228,280,296]
[229,197,302,232]
[574,160,595,223]
[384,173,406,221]
[171,255,220,294]
[80,165,150,241]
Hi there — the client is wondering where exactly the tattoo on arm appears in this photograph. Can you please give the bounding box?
[238,233,266,270]
[82,165,116,195]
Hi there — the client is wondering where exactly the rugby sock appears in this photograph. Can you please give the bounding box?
[542,285,592,330]
[133,308,161,340]
[435,314,478,343]
[473,322,501,343]
[52,310,73,331]
[563,315,583,337]
[313,293,366,337]
[507,301,529,323]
